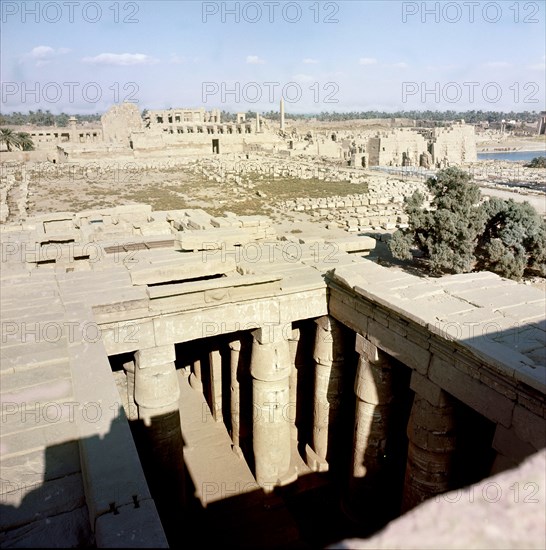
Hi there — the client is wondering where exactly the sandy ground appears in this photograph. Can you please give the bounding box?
[478,187,546,214]
[476,136,546,152]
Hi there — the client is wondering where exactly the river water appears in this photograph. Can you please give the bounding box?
[477,150,546,162]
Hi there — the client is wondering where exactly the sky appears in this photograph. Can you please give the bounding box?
[1,0,545,114]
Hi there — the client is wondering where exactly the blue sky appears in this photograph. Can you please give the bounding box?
[1,0,545,114]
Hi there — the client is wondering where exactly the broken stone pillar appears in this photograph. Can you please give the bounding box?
[280,98,285,131]
[401,390,457,512]
[349,334,393,507]
[288,327,301,441]
[134,344,185,515]
[306,316,346,472]
[209,349,223,422]
[122,359,139,421]
[250,326,292,489]
[229,340,242,447]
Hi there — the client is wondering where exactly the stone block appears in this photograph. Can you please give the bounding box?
[492,425,536,462]
[94,499,168,548]
[511,405,546,451]
[0,506,91,548]
[366,318,430,375]
[410,370,445,407]
[429,354,514,427]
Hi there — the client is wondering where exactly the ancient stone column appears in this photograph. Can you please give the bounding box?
[250,326,292,489]
[189,358,203,392]
[134,344,185,514]
[401,390,457,513]
[229,340,242,447]
[349,335,393,502]
[288,327,301,441]
[209,349,223,422]
[306,316,346,471]
[122,359,138,421]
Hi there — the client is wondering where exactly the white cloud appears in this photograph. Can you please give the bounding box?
[359,57,377,66]
[82,53,158,66]
[303,58,319,64]
[246,55,265,65]
[22,46,70,67]
[392,62,409,69]
[29,46,55,59]
[527,62,546,71]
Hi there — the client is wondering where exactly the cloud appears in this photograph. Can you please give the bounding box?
[303,58,319,64]
[246,55,265,64]
[82,53,158,66]
[359,57,377,66]
[484,61,511,68]
[527,62,546,71]
[392,62,409,69]
[22,45,70,67]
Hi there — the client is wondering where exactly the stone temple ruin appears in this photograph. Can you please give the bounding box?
[5,103,477,169]
[0,203,544,547]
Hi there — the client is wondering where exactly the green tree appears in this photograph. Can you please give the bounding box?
[389,167,546,279]
[0,128,35,152]
[56,113,70,127]
[0,128,20,151]
[476,198,546,279]
[526,156,546,169]
[16,132,35,151]
[389,167,486,274]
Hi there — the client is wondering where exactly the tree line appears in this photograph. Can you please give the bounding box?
[1,109,541,127]
[0,110,101,127]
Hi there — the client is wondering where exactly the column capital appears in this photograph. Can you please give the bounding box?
[315,315,339,332]
[229,340,242,352]
[252,324,289,345]
[135,344,175,369]
[288,327,301,342]
[355,333,378,362]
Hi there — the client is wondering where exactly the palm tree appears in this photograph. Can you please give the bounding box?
[16,132,35,151]
[0,129,35,151]
[0,128,20,151]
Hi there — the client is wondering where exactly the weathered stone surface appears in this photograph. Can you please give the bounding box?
[0,506,92,548]
[429,354,514,427]
[95,499,168,548]
[336,449,546,550]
